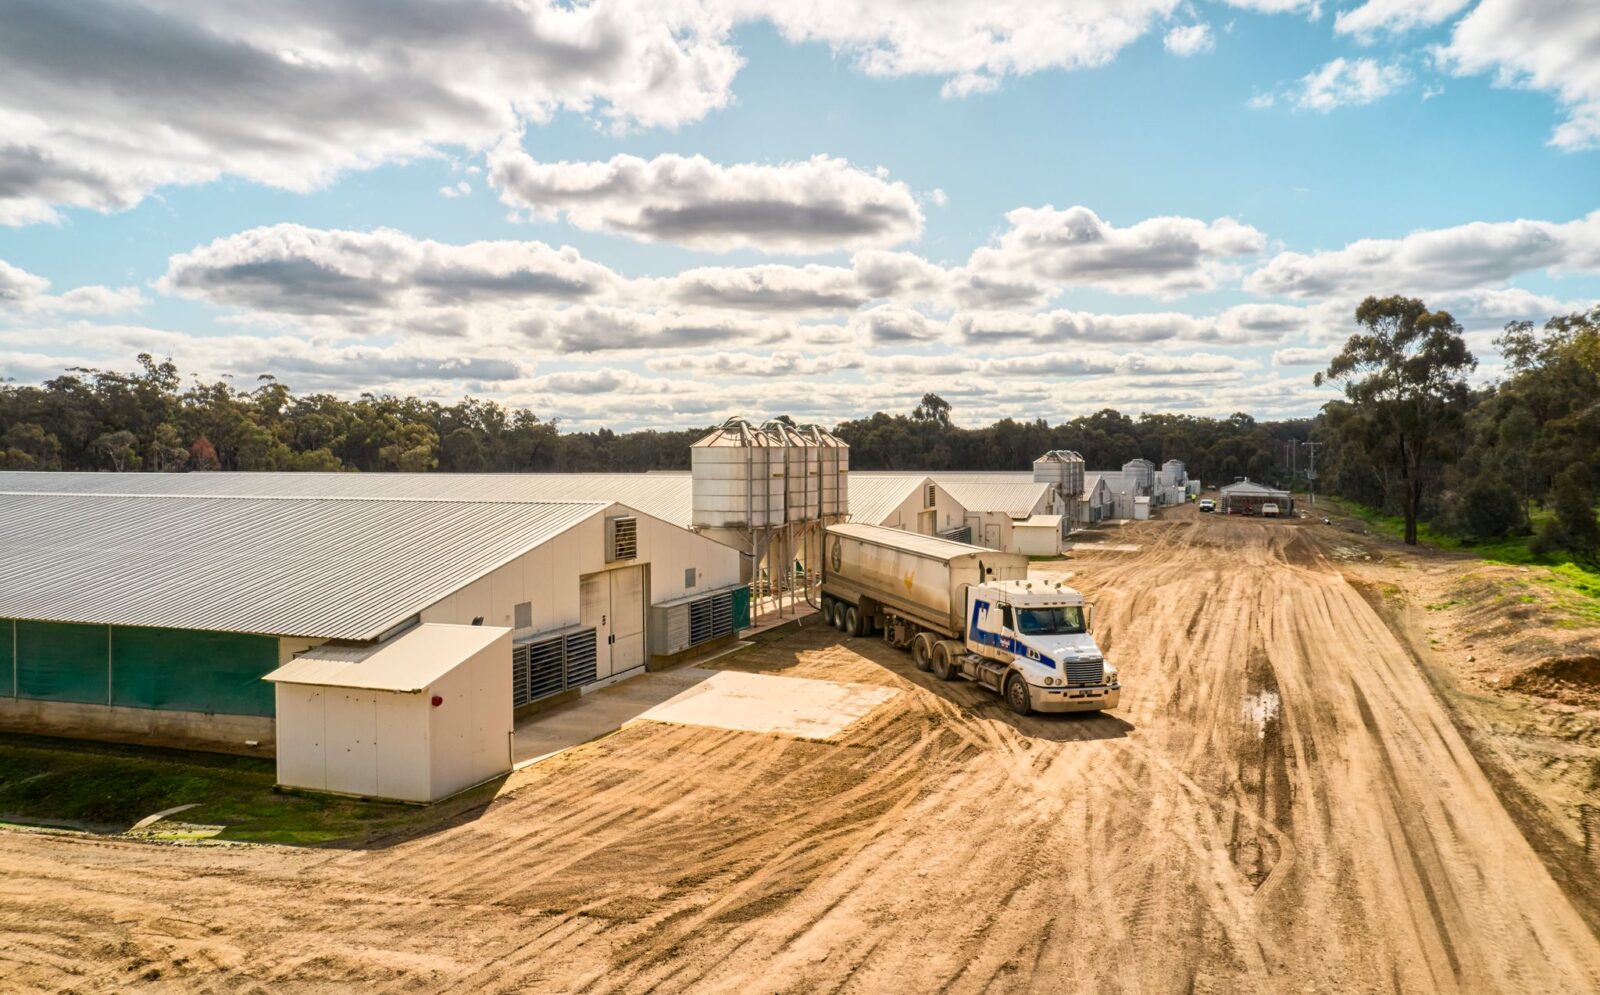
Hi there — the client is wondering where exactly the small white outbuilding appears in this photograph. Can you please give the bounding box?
[266,623,513,803]
[1011,515,1064,556]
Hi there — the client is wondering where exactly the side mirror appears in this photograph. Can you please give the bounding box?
[1085,605,1094,633]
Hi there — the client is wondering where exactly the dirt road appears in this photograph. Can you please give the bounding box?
[4,515,1599,993]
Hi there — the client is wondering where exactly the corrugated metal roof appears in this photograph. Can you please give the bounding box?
[1220,479,1290,497]
[0,490,608,640]
[843,473,928,524]
[935,480,1052,517]
[0,471,693,527]
[266,623,509,691]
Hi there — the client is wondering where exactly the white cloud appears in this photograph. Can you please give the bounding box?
[488,145,923,253]
[740,1,1181,98]
[1292,57,1409,111]
[1245,210,1600,298]
[160,224,620,325]
[1333,0,1469,40]
[0,259,49,302]
[849,304,945,343]
[656,263,868,314]
[0,0,743,225]
[1272,344,1338,366]
[0,256,144,315]
[1163,24,1214,57]
[1219,0,1321,13]
[439,181,471,199]
[1438,0,1600,151]
[967,205,1266,297]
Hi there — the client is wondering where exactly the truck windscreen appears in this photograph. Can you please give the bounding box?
[1016,606,1086,636]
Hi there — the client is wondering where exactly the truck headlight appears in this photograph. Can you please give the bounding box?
[1102,665,1118,685]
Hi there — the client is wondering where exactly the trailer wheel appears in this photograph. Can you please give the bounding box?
[1005,673,1033,715]
[844,606,862,637]
[820,595,834,621]
[910,633,934,671]
[831,603,847,630]
[932,641,961,681]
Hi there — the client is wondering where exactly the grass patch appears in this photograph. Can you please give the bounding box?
[1329,497,1600,624]
[0,734,483,845]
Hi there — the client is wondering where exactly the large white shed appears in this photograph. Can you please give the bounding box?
[266,623,513,803]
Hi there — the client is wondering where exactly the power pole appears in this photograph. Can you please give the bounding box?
[1302,440,1323,509]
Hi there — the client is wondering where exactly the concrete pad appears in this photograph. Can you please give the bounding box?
[512,666,718,766]
[627,670,898,741]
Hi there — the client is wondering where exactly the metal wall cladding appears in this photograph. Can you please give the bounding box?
[1,618,12,695]
[110,626,277,716]
[15,619,106,704]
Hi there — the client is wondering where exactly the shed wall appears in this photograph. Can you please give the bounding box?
[427,635,513,799]
[871,483,966,536]
[419,505,740,641]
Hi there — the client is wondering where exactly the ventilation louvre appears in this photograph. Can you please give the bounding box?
[606,516,638,562]
[511,625,600,708]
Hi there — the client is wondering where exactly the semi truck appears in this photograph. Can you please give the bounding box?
[819,523,1120,715]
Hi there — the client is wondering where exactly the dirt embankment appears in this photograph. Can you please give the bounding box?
[1,514,1597,993]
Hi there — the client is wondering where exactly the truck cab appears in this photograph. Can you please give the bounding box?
[962,580,1119,714]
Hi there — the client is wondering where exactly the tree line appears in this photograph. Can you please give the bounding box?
[0,356,1313,487]
[3,297,1594,562]
[1315,298,1599,562]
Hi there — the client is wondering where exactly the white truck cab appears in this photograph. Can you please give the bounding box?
[962,580,1120,714]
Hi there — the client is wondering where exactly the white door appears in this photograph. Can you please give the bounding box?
[983,523,1001,549]
[579,572,611,680]
[608,566,646,675]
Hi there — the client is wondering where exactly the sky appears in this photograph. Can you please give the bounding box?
[0,0,1597,431]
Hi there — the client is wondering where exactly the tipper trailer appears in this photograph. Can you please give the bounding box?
[819,523,1120,714]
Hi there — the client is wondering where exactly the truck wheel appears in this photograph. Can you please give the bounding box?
[821,595,834,621]
[844,606,861,637]
[1005,674,1034,715]
[832,603,848,630]
[910,633,934,671]
[932,642,961,681]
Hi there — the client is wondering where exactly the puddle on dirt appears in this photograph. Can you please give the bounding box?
[1241,690,1282,740]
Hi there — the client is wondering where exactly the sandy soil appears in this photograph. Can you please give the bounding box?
[3,513,1599,993]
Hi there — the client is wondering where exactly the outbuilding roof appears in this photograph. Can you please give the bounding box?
[265,623,510,691]
[938,480,1052,518]
[1220,478,1290,497]
[844,473,930,525]
[0,489,610,640]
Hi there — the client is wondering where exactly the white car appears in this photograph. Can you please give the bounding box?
[1197,498,1215,512]
[1261,502,1280,518]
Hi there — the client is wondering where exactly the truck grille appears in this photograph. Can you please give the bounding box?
[1064,658,1104,686]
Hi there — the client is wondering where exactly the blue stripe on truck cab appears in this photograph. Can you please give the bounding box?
[968,599,1056,670]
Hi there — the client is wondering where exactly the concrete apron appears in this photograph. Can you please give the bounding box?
[511,643,895,768]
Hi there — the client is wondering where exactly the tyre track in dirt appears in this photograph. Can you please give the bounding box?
[3,513,1599,992]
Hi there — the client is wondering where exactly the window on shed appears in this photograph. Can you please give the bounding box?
[924,483,936,508]
[684,567,697,588]
[514,602,533,629]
